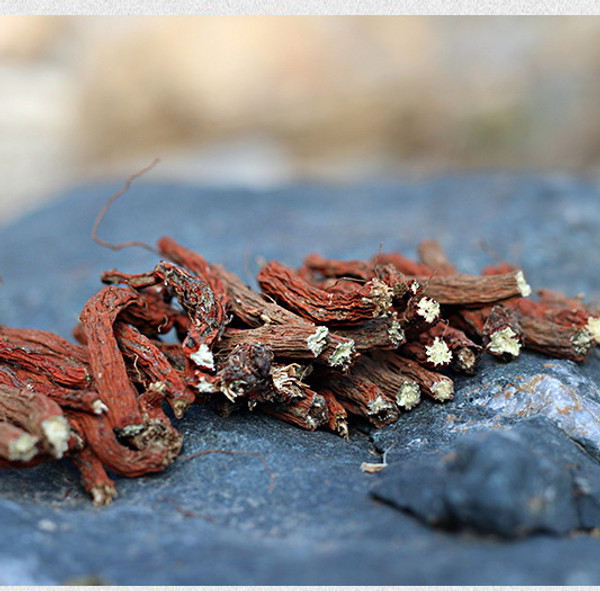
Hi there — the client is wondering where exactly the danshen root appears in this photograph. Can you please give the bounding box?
[2,230,598,505]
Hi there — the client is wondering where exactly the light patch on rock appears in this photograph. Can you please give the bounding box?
[466,373,600,461]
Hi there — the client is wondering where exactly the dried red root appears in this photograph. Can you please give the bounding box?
[103,262,227,379]
[0,364,107,415]
[320,375,399,428]
[300,252,375,282]
[67,410,180,478]
[507,297,595,362]
[217,323,357,371]
[114,321,195,418]
[79,286,146,433]
[373,252,432,276]
[157,236,229,309]
[373,352,454,402]
[270,362,312,404]
[417,239,458,275]
[118,285,188,340]
[71,445,117,506]
[0,326,91,389]
[536,288,600,346]
[402,321,482,375]
[451,304,524,362]
[260,391,328,431]
[0,420,39,462]
[352,355,421,411]
[258,260,393,326]
[333,315,406,352]
[319,390,349,438]
[0,385,70,459]
[414,271,531,307]
[198,343,275,407]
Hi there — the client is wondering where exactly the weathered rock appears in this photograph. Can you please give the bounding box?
[372,419,595,537]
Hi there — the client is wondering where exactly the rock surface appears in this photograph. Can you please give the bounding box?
[2,174,600,585]
[373,418,598,537]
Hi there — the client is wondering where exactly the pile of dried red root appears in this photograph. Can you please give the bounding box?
[1,236,599,505]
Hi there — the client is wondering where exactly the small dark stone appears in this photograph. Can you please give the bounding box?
[372,419,600,537]
[443,427,578,536]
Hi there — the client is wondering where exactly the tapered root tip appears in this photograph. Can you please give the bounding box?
[91,484,118,507]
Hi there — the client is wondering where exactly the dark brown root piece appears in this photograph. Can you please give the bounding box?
[216,324,357,371]
[258,260,393,326]
[200,343,275,407]
[352,355,421,411]
[509,298,594,362]
[333,316,406,352]
[319,390,350,438]
[319,375,399,428]
[260,391,329,431]
[417,240,458,275]
[71,445,118,506]
[414,271,531,306]
[373,352,454,402]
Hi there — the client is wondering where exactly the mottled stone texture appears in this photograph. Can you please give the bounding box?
[373,418,599,536]
[2,174,600,585]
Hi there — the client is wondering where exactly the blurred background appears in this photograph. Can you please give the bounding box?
[1,15,600,225]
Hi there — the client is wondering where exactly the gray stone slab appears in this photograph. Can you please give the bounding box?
[2,173,600,585]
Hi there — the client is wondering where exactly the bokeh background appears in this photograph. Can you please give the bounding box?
[1,15,600,224]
